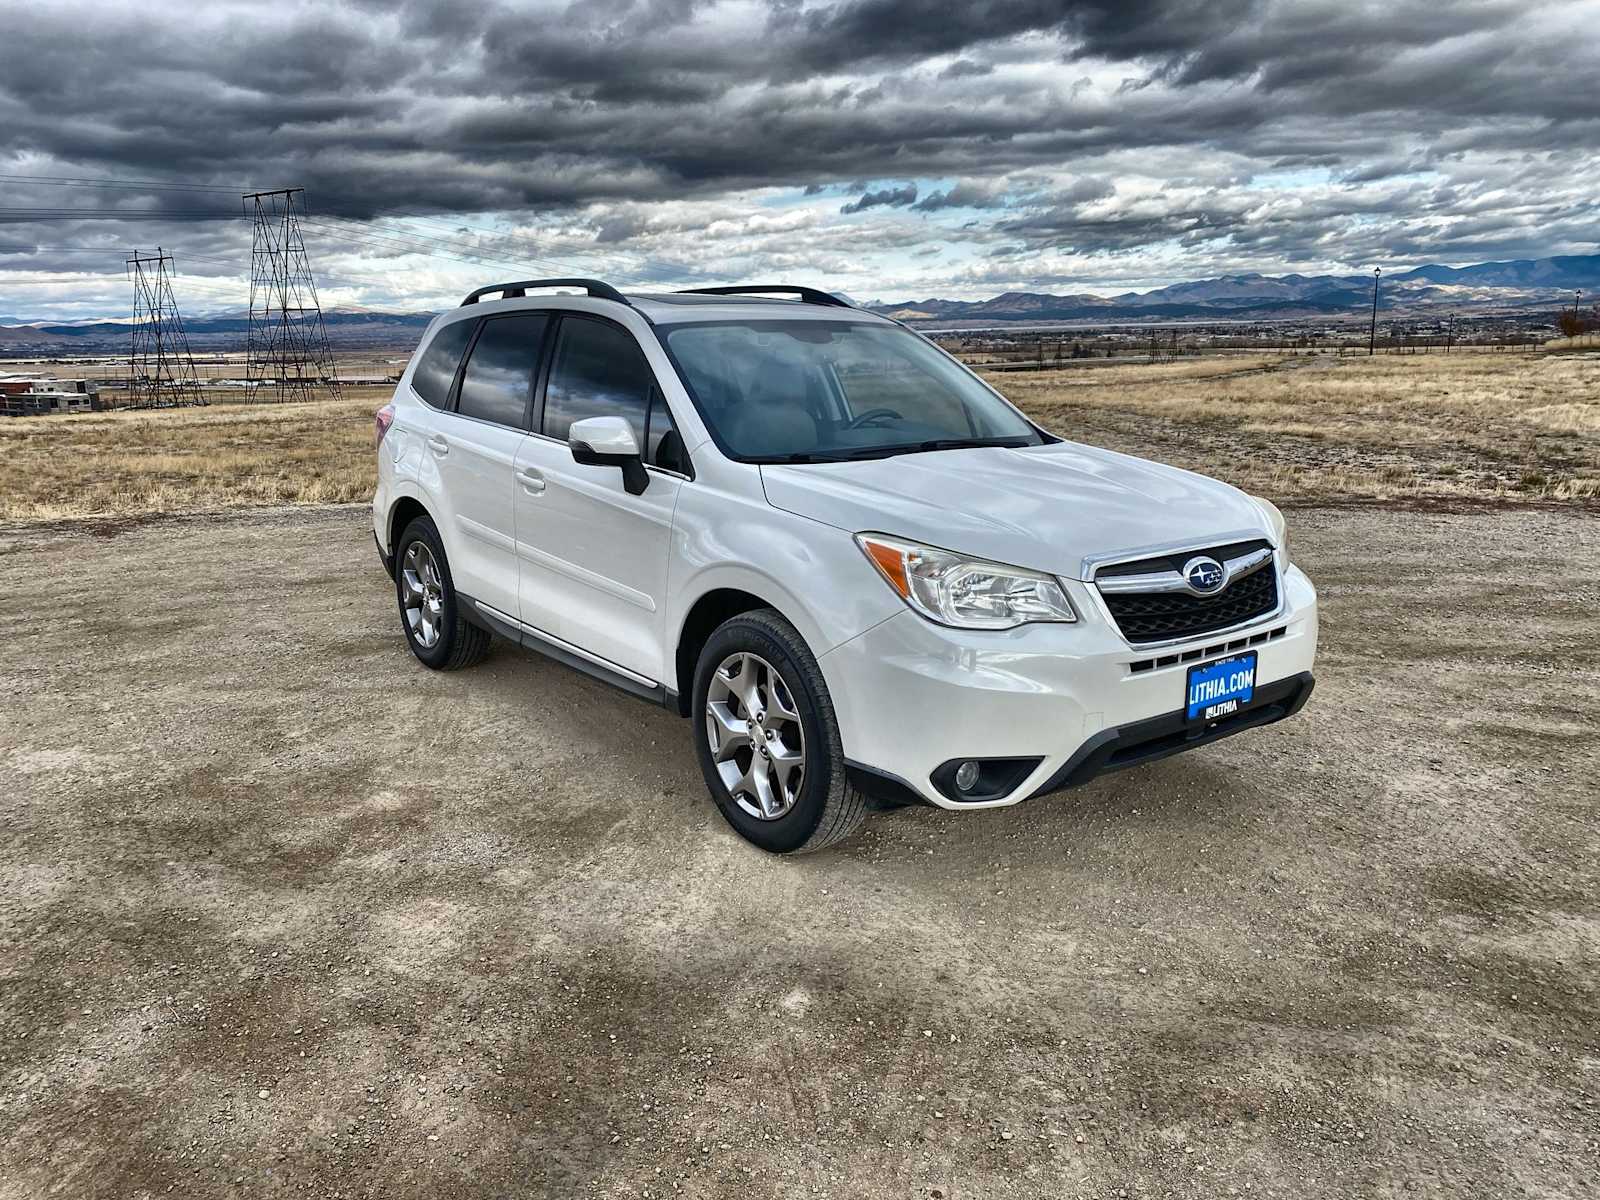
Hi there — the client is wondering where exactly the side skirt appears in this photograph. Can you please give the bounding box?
[457,593,678,711]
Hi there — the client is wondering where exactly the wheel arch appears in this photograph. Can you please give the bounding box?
[672,572,846,717]
[672,587,778,716]
[387,493,432,559]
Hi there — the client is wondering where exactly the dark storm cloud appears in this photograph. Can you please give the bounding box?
[1,0,1596,305]
[938,60,992,80]
[913,181,1007,212]
[840,183,918,213]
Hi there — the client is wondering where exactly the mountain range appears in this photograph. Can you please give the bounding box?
[0,308,437,351]
[866,254,1600,326]
[1,254,1595,350]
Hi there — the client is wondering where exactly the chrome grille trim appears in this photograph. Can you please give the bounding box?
[1087,539,1285,648]
[1094,546,1274,596]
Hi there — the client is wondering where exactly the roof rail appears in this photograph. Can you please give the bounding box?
[460,278,630,307]
[678,285,852,309]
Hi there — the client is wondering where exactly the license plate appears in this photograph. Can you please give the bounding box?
[1185,652,1257,722]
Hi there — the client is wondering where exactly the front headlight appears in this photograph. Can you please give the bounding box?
[855,533,1077,630]
[1252,495,1289,562]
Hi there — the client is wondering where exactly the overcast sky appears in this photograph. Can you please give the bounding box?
[2,0,1597,318]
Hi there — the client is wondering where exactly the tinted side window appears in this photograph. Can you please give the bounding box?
[411,319,475,408]
[456,314,548,428]
[543,318,654,446]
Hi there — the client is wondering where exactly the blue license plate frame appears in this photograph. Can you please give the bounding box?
[1185,652,1258,723]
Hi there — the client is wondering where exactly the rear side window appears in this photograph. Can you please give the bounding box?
[410,319,475,409]
[542,317,655,447]
[456,314,549,428]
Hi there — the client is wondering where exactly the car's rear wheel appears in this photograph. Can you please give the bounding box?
[691,609,868,854]
[395,515,490,670]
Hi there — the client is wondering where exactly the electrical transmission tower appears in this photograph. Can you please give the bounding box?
[127,248,203,408]
[244,188,342,402]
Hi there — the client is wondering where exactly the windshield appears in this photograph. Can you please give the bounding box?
[660,319,1045,461]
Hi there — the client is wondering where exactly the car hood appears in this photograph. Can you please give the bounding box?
[759,441,1270,580]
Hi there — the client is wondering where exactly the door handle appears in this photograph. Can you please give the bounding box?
[517,466,546,495]
[427,434,449,457]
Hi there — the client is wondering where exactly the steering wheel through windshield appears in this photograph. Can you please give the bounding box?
[842,406,904,430]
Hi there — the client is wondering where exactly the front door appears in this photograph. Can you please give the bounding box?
[513,314,685,682]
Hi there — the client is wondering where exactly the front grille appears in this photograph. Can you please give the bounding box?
[1099,557,1279,644]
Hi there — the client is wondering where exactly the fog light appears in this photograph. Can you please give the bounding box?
[930,756,1044,803]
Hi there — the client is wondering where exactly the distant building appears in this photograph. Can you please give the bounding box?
[0,377,100,416]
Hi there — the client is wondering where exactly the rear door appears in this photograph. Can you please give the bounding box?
[512,314,686,682]
[429,312,549,619]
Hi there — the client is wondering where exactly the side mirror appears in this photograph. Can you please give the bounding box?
[569,415,648,495]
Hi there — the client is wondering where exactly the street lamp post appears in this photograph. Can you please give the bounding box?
[1369,267,1381,356]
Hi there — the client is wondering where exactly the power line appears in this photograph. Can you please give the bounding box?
[0,207,242,222]
[0,173,702,301]
[0,240,400,294]
[0,209,669,292]
[1,243,240,266]
[0,173,689,285]
[0,173,243,194]
[0,172,685,282]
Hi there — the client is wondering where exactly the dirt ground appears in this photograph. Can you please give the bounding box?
[1,505,1596,1199]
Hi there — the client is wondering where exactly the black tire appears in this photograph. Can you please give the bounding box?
[691,609,868,854]
[394,515,490,671]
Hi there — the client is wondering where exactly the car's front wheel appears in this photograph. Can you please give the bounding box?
[394,514,490,671]
[691,609,868,854]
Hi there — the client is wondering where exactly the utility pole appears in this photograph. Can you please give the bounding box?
[244,188,342,403]
[127,248,202,409]
[1369,266,1381,356]
[1446,313,1455,353]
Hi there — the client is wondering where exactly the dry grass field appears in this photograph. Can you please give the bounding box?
[1001,351,1600,504]
[1,353,1596,522]
[0,387,390,521]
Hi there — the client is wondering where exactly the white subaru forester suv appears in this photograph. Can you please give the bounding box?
[372,280,1317,854]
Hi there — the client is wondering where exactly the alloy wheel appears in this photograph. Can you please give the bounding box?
[400,540,445,649]
[704,651,806,820]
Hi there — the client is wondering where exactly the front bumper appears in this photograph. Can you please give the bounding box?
[1021,670,1313,798]
[820,563,1318,809]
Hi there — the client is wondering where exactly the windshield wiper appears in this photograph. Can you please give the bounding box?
[826,436,1037,460]
[758,437,1035,465]
[757,450,865,464]
[898,436,1036,454]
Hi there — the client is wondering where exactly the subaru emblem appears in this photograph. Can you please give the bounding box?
[1183,556,1226,594]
